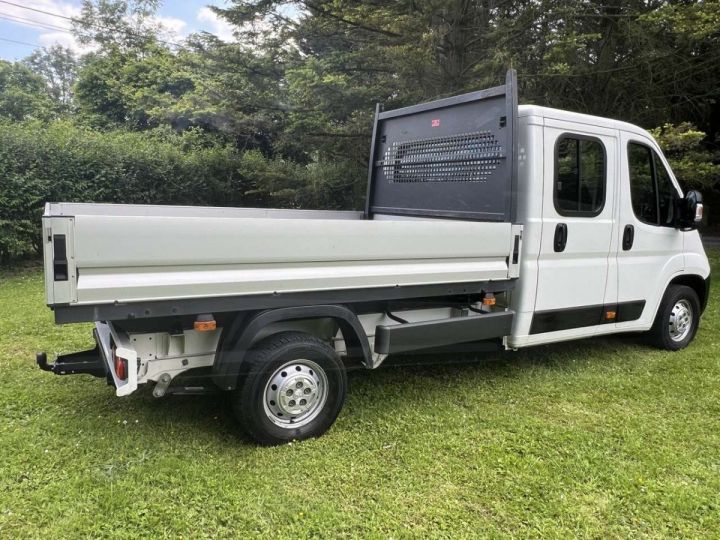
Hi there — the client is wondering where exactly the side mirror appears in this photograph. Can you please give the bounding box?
[676,190,704,230]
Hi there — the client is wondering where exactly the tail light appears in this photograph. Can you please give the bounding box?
[112,345,127,380]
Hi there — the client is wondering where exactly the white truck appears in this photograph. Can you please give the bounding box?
[37,71,710,445]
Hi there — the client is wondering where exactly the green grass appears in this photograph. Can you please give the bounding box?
[1,254,719,539]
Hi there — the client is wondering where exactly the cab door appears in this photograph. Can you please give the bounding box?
[614,132,684,330]
[531,123,617,340]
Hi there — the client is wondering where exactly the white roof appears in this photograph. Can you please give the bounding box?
[518,104,651,138]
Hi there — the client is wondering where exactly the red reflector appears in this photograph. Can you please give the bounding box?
[431,118,441,127]
[113,347,127,380]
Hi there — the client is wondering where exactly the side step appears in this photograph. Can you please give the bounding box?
[374,310,514,355]
[36,346,108,378]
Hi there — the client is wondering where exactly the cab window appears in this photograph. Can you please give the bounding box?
[656,155,678,226]
[555,136,606,216]
[627,142,679,226]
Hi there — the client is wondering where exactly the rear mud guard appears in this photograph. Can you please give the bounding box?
[212,305,372,391]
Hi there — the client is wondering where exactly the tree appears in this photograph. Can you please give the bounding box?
[0,61,54,121]
[73,0,164,51]
[211,0,720,142]
[23,45,79,113]
[650,123,720,194]
[74,45,197,130]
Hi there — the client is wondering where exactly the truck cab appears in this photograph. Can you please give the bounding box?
[37,71,709,445]
[510,105,710,348]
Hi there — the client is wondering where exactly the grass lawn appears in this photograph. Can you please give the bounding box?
[1,253,719,539]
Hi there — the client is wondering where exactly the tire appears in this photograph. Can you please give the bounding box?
[231,331,347,445]
[647,285,700,351]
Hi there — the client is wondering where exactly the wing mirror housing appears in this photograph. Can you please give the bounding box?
[676,190,704,230]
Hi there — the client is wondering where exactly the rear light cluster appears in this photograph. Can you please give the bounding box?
[112,345,127,380]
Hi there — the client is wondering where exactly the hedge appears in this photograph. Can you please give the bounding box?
[0,121,364,263]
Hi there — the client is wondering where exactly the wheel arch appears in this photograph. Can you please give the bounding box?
[667,274,710,314]
[212,305,371,391]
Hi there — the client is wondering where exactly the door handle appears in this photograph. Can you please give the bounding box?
[554,223,568,252]
[622,224,634,251]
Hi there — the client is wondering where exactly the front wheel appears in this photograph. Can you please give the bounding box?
[648,285,700,351]
[231,331,347,445]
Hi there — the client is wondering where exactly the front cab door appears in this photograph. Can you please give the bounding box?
[614,132,684,331]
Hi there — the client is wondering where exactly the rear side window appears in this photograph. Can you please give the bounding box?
[555,136,606,216]
[627,142,679,226]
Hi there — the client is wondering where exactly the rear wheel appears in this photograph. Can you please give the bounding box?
[232,331,347,445]
[648,285,700,351]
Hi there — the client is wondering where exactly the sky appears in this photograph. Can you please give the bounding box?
[0,0,239,61]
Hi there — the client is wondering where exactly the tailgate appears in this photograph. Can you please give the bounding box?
[42,212,76,306]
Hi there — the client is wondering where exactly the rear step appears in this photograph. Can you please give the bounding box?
[36,346,107,378]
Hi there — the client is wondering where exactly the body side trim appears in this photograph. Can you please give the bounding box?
[530,300,645,334]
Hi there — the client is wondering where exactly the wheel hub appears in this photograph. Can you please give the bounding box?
[263,360,327,428]
[668,299,693,342]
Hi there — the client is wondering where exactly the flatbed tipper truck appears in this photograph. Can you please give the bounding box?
[37,71,710,444]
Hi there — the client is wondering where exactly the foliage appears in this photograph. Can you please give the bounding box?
[1,251,720,536]
[74,0,164,50]
[22,46,78,113]
[0,61,55,122]
[73,45,197,130]
[210,0,720,157]
[650,123,720,193]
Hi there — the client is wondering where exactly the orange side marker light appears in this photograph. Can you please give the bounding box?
[194,320,217,332]
[194,314,217,332]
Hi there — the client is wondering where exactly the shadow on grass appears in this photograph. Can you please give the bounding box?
[50,332,649,446]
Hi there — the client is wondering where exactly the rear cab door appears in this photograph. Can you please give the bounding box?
[529,119,619,342]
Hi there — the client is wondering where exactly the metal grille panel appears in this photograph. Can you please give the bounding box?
[379,131,503,183]
[366,69,517,221]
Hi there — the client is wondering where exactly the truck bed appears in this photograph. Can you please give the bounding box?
[43,203,520,322]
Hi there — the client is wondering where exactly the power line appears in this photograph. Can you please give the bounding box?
[0,0,183,49]
[0,11,73,33]
[0,36,42,48]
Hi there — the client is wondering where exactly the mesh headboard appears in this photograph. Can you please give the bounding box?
[365,70,517,222]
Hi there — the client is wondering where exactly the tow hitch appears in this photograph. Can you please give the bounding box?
[36,346,107,378]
